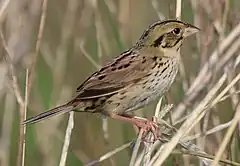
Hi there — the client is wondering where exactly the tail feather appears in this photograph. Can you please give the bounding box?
[23,104,74,125]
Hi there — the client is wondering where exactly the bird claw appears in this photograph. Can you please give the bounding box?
[109,114,160,142]
[133,118,160,142]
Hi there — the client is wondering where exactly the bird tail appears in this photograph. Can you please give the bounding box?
[22,103,74,125]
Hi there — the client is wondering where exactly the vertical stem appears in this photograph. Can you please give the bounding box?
[176,0,182,19]
[59,112,74,166]
[28,0,48,94]
[20,69,29,166]
[212,103,240,166]
[129,130,143,166]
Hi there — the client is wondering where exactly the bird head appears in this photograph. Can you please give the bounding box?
[135,20,200,52]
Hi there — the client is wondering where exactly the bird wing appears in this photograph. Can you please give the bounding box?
[76,50,152,99]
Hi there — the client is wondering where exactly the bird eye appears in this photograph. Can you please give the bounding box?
[173,28,181,34]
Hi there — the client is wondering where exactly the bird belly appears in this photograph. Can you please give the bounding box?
[103,59,178,115]
[127,64,178,112]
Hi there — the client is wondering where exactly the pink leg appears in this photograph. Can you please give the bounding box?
[110,114,159,140]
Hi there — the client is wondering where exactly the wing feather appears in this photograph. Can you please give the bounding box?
[76,50,152,99]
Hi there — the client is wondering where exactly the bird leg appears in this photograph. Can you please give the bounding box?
[110,114,159,141]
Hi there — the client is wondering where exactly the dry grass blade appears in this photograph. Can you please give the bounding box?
[20,69,29,166]
[176,0,190,93]
[0,0,10,22]
[154,97,163,118]
[173,150,240,166]
[210,73,240,107]
[176,0,182,19]
[153,73,227,165]
[59,112,74,166]
[183,120,232,141]
[28,0,48,93]
[149,144,165,165]
[20,0,48,165]
[212,103,240,166]
[85,141,132,166]
[154,71,240,165]
[151,0,165,20]
[0,30,27,166]
[142,98,163,165]
[149,118,214,165]
[134,148,146,166]
[147,119,237,166]
[53,0,79,165]
[173,22,240,121]
[129,130,143,166]
[0,0,238,166]
[0,30,24,106]
[0,92,16,165]
[180,140,214,166]
[174,90,240,126]
[79,40,101,69]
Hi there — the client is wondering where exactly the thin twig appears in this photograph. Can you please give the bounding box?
[176,0,189,94]
[85,141,132,166]
[212,103,240,166]
[59,112,74,166]
[172,150,240,166]
[151,0,165,20]
[144,1,184,165]
[176,0,182,19]
[154,97,163,118]
[0,0,10,23]
[28,0,48,94]
[21,69,29,166]
[20,1,48,165]
[180,140,214,166]
[175,0,186,95]
[0,92,16,166]
[173,35,240,122]
[153,71,240,165]
[210,73,240,107]
[148,119,226,166]
[94,11,112,147]
[142,98,163,165]
[129,130,143,166]
[0,29,26,166]
[175,90,240,126]
[54,0,79,165]
[153,73,227,165]
[183,120,232,141]
[149,144,165,165]
[173,21,240,121]
[134,148,146,166]
[142,102,174,166]
[0,30,24,107]
[79,40,101,69]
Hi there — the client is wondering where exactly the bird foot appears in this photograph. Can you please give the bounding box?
[110,114,159,142]
[132,117,160,142]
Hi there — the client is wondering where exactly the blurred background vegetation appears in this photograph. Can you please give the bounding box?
[0,0,239,166]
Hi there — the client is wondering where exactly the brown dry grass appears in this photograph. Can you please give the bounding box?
[0,0,239,166]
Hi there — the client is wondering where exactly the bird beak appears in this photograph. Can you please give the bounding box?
[183,24,200,37]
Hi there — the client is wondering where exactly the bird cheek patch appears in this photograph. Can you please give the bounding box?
[152,35,164,48]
